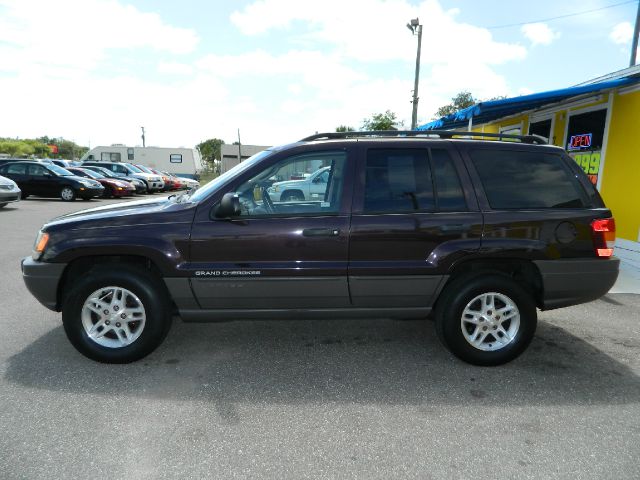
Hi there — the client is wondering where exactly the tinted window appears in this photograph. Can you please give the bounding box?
[28,164,48,176]
[48,164,72,176]
[471,149,587,209]
[6,163,27,175]
[364,149,434,213]
[431,149,467,211]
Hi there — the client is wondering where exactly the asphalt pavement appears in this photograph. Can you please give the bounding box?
[0,197,639,480]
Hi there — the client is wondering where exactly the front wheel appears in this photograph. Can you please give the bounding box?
[435,274,537,366]
[62,266,172,363]
[60,186,76,202]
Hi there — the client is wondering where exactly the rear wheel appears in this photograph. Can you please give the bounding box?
[60,186,76,202]
[435,274,537,366]
[62,266,172,363]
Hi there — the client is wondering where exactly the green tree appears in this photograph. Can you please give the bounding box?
[361,110,403,131]
[197,138,225,167]
[335,125,355,132]
[0,140,35,157]
[434,91,477,118]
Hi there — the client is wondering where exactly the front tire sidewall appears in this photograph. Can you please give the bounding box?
[436,275,537,366]
[62,268,171,363]
[60,187,76,202]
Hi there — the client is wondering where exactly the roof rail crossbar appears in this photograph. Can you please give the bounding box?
[300,130,547,145]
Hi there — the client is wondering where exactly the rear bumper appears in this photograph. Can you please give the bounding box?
[534,257,620,310]
[21,257,67,311]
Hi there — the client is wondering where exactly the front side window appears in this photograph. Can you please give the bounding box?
[28,164,47,176]
[470,149,587,209]
[230,151,347,217]
[363,149,434,213]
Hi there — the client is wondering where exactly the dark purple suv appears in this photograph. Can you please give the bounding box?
[21,131,619,365]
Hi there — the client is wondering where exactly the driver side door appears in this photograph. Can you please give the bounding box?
[189,147,355,311]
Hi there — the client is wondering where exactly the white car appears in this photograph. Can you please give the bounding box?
[173,175,200,190]
[267,167,330,202]
[0,174,21,208]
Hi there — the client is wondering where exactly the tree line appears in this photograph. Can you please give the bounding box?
[0,136,89,159]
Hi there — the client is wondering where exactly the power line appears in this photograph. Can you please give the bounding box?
[485,0,636,29]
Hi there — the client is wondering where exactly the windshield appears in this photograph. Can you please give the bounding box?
[136,165,153,173]
[82,169,104,179]
[189,149,274,203]
[124,163,143,173]
[49,164,73,176]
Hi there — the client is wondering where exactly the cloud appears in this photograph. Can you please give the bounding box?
[230,0,525,65]
[0,0,530,148]
[0,0,199,74]
[610,21,634,44]
[521,23,560,46]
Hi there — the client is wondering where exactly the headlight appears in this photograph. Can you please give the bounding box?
[271,186,279,192]
[32,230,50,260]
[80,180,93,187]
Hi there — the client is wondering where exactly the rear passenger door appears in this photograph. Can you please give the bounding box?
[348,143,483,307]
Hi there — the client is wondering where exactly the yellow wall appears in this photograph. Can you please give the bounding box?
[600,90,640,242]
[552,112,566,147]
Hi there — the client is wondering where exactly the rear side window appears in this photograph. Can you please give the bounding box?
[470,149,587,209]
[6,163,27,175]
[364,149,434,213]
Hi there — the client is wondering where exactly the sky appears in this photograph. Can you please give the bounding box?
[0,0,638,149]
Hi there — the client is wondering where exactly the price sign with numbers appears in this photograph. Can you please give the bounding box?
[569,151,601,185]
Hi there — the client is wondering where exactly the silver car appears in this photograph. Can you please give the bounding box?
[0,174,21,208]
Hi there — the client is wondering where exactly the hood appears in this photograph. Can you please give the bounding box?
[44,196,179,230]
[0,175,16,186]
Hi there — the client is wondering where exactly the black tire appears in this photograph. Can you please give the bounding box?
[62,266,172,363]
[81,197,91,201]
[281,190,305,202]
[21,192,29,199]
[435,273,537,366]
[60,186,76,202]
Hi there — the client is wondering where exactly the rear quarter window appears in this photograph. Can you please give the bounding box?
[470,149,588,209]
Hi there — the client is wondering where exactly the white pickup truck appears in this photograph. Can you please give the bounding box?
[267,167,330,202]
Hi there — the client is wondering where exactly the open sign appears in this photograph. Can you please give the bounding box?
[568,133,592,150]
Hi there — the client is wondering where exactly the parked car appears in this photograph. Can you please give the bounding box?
[66,167,135,198]
[82,161,164,192]
[21,131,619,364]
[82,166,147,194]
[51,159,81,169]
[267,166,331,202]
[0,174,21,208]
[135,165,174,192]
[0,161,104,201]
[167,172,199,190]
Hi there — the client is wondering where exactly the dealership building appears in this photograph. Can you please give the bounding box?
[419,65,640,267]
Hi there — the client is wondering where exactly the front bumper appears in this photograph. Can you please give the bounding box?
[21,257,67,311]
[0,189,21,203]
[534,257,620,310]
[78,186,104,198]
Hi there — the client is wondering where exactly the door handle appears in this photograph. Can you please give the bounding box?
[438,224,471,234]
[302,228,340,237]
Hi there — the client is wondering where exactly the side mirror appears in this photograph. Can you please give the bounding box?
[215,192,241,218]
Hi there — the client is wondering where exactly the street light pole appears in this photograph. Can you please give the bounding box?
[407,18,423,130]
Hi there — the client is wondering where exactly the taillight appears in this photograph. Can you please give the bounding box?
[591,218,615,257]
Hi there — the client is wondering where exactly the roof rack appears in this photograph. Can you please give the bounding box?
[300,130,547,145]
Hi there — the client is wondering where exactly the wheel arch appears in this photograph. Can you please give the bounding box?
[439,258,544,309]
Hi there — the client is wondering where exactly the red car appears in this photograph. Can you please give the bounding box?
[67,167,135,198]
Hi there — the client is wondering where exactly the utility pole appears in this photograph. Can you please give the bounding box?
[141,126,146,147]
[630,0,640,67]
[407,18,423,130]
[237,128,242,164]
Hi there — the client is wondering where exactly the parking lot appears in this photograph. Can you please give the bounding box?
[0,197,639,479]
